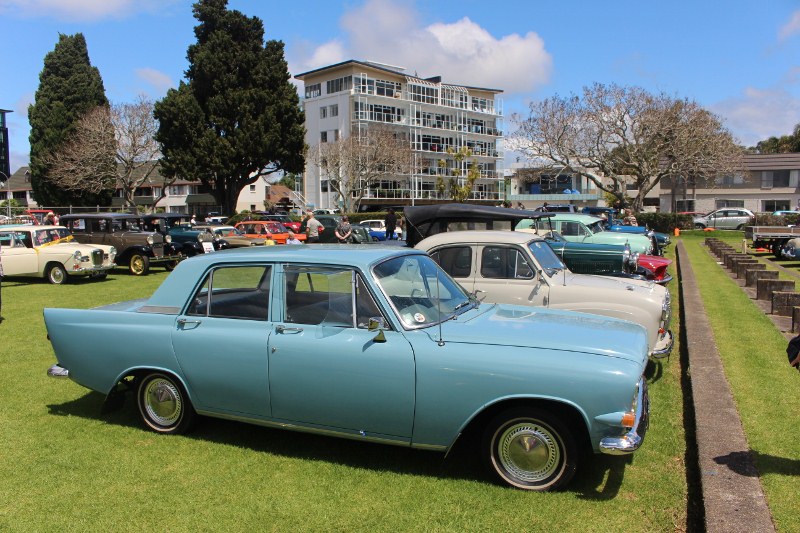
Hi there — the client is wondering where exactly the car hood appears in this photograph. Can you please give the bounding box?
[429,303,649,365]
[551,270,657,294]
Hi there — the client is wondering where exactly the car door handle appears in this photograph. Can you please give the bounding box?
[177,318,202,326]
[276,325,303,334]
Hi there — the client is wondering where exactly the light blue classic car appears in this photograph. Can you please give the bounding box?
[518,213,656,255]
[45,246,650,491]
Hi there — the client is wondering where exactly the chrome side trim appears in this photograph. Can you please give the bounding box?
[47,364,70,378]
[599,377,649,455]
[137,306,181,315]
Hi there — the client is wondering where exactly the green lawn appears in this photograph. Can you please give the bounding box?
[0,263,688,531]
[679,230,800,533]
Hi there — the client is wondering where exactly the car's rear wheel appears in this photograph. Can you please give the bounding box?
[736,224,746,231]
[137,373,195,434]
[164,259,179,271]
[129,254,150,275]
[45,263,68,285]
[483,407,577,491]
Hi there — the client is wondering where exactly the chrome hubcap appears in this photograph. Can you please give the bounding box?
[497,421,560,482]
[143,378,182,427]
[51,268,65,283]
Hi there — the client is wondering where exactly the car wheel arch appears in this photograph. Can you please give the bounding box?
[114,367,197,405]
[447,397,591,455]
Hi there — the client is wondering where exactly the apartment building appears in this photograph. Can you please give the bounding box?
[295,60,504,211]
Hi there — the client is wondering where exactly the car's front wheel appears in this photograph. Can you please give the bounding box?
[129,254,150,275]
[483,408,577,491]
[45,263,68,285]
[694,223,705,230]
[164,259,180,271]
[137,373,195,434]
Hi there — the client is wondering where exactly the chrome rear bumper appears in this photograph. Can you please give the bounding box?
[650,329,674,359]
[47,364,70,378]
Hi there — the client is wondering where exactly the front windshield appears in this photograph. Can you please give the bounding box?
[34,227,72,244]
[527,240,565,277]
[586,221,605,234]
[373,254,474,328]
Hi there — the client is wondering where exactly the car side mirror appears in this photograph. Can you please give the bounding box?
[471,289,486,301]
[368,317,387,343]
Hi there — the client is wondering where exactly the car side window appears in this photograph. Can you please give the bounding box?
[481,247,534,279]
[559,221,583,237]
[283,266,386,329]
[187,265,271,321]
[430,246,472,278]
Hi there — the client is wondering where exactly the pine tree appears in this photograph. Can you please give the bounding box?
[154,0,306,215]
[28,33,112,207]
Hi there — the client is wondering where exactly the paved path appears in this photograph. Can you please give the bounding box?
[677,240,775,532]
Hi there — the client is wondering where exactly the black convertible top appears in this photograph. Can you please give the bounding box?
[403,203,552,247]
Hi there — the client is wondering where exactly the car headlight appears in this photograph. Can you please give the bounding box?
[165,235,172,244]
[147,235,154,245]
[109,246,117,256]
[73,250,83,260]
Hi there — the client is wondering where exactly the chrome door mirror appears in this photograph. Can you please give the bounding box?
[368,317,386,343]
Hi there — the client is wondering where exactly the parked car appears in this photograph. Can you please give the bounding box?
[404,204,671,283]
[417,230,673,359]
[235,220,299,244]
[534,204,577,213]
[312,208,340,215]
[360,219,402,240]
[299,214,373,244]
[602,221,670,251]
[60,213,183,275]
[253,212,301,233]
[204,216,228,225]
[693,208,755,230]
[194,225,268,247]
[772,210,800,217]
[45,245,650,491]
[517,214,656,255]
[0,225,116,284]
[141,213,224,256]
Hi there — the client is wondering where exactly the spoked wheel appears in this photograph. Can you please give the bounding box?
[128,254,150,276]
[45,263,68,285]
[483,408,577,491]
[137,373,195,434]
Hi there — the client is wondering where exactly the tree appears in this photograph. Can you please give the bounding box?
[755,123,800,154]
[509,83,745,212]
[310,127,412,213]
[435,147,481,202]
[28,33,111,207]
[154,0,306,215]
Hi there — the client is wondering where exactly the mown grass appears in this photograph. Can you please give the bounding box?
[0,261,687,532]
[679,230,800,532]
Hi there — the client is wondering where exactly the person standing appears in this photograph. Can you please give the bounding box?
[305,211,324,243]
[335,215,353,243]
[384,208,397,241]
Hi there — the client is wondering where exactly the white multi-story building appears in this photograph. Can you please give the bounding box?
[295,60,504,211]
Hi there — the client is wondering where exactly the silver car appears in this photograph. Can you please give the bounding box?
[693,208,754,230]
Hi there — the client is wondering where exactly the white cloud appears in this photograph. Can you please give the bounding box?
[291,0,551,96]
[779,9,800,41]
[135,67,174,95]
[711,84,800,147]
[0,0,178,22]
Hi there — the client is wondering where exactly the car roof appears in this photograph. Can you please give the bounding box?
[142,213,188,219]
[548,213,603,223]
[61,213,137,219]
[416,230,541,249]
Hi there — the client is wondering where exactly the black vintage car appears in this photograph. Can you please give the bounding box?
[140,213,226,256]
[60,213,183,275]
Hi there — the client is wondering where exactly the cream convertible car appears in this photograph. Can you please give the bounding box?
[417,231,673,359]
[0,225,116,284]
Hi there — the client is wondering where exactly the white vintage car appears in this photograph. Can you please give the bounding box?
[0,225,116,284]
[417,230,673,359]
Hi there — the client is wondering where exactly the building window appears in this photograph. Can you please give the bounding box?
[330,104,338,117]
[333,130,339,141]
[409,83,438,104]
[320,107,327,119]
[305,83,321,99]
[320,131,328,143]
[321,179,329,193]
[326,76,352,94]
[715,199,745,208]
[249,184,256,192]
[764,200,790,212]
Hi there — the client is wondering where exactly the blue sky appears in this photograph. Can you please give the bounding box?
[1,0,799,173]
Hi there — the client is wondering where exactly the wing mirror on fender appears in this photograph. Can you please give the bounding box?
[368,317,387,343]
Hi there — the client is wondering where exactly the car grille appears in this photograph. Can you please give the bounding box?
[91,249,104,266]
[152,242,165,258]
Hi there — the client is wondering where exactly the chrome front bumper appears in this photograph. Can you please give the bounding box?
[599,378,649,455]
[70,263,116,275]
[650,329,674,359]
[654,273,673,285]
[47,364,70,378]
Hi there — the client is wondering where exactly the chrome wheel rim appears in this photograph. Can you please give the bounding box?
[496,421,560,483]
[131,256,145,274]
[143,378,182,427]
[50,267,65,284]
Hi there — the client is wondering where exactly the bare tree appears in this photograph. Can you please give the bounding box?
[509,83,745,211]
[311,128,412,213]
[111,95,173,211]
[46,96,179,212]
[44,105,117,195]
